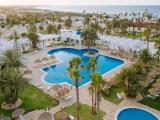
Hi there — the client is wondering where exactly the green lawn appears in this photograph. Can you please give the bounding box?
[54,103,106,120]
[103,82,124,104]
[0,84,59,117]
[139,97,160,111]
[127,32,144,39]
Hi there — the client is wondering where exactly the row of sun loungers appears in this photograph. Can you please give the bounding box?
[33,60,58,68]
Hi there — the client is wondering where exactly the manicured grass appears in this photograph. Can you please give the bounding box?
[0,84,58,117]
[103,82,124,104]
[54,103,106,120]
[139,97,160,111]
[127,32,144,39]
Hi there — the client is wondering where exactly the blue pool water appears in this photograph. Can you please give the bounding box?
[42,48,124,86]
[117,108,158,120]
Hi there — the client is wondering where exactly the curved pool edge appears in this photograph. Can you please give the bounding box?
[115,106,160,120]
[41,47,126,86]
[47,47,99,55]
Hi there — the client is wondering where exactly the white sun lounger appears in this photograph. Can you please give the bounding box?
[117,93,122,100]
[19,115,25,120]
[69,115,74,120]
[65,96,72,101]
[39,86,45,91]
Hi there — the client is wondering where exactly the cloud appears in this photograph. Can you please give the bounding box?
[0,0,160,5]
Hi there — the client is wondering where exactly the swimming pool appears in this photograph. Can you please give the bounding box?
[42,48,124,86]
[117,107,159,120]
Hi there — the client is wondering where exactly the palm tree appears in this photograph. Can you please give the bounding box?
[105,21,112,35]
[154,37,160,61]
[65,17,72,29]
[29,25,37,32]
[112,17,119,33]
[1,49,24,69]
[83,15,90,26]
[88,58,97,113]
[46,23,54,34]
[13,31,19,51]
[144,27,151,49]
[81,27,97,50]
[0,68,28,104]
[27,31,39,49]
[88,83,95,113]
[117,62,145,98]
[57,24,61,33]
[88,58,97,73]
[138,48,152,63]
[119,19,128,37]
[67,57,83,120]
[91,73,105,120]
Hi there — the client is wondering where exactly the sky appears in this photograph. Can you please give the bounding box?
[0,0,160,6]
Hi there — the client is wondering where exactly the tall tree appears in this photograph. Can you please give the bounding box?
[154,37,160,61]
[81,27,97,50]
[117,62,145,98]
[13,31,19,51]
[46,23,54,34]
[1,49,24,69]
[144,27,151,49]
[83,15,90,26]
[88,58,98,113]
[0,68,28,104]
[65,17,72,29]
[91,73,105,120]
[138,48,152,63]
[67,57,83,120]
[27,31,39,49]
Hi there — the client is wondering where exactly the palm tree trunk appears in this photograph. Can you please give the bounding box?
[96,91,100,120]
[94,91,97,113]
[76,79,80,120]
[147,41,149,49]
[91,90,94,113]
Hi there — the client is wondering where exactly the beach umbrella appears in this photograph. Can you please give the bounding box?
[24,69,32,74]
[39,112,53,120]
[148,70,158,77]
[148,88,157,95]
[0,116,11,120]
[42,57,49,61]
[152,82,160,88]
[55,109,68,120]
[34,59,41,63]
[12,108,25,119]
[52,85,60,91]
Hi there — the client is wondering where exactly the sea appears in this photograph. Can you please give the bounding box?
[35,6,160,16]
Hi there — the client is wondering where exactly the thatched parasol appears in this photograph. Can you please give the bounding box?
[148,88,157,95]
[42,57,49,61]
[55,109,68,120]
[52,85,61,91]
[39,112,53,120]
[62,88,70,95]
[34,59,42,63]
[148,70,158,78]
[24,69,32,74]
[12,108,25,119]
[152,82,160,88]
